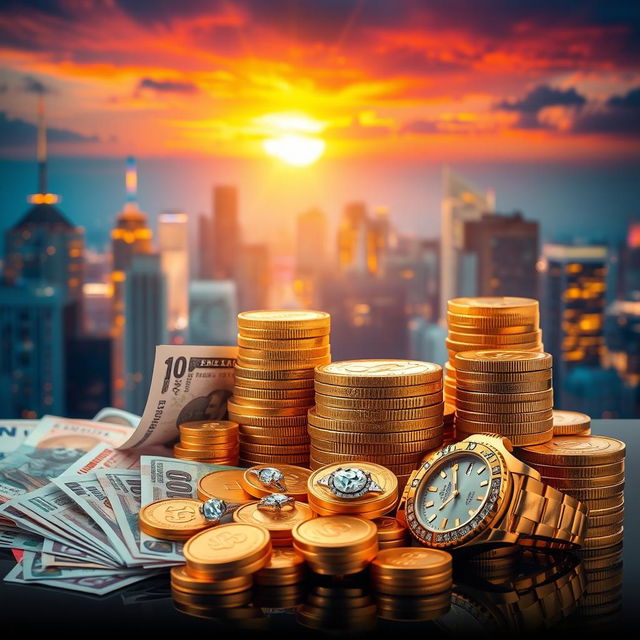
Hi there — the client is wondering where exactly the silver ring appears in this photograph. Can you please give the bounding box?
[317,467,383,499]
[200,498,232,523]
[257,493,296,513]
[249,466,287,492]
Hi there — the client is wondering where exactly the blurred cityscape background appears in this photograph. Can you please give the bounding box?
[1,1,639,419]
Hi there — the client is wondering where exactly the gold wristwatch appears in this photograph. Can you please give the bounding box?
[401,434,588,550]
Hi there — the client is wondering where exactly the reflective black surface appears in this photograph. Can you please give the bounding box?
[0,419,636,634]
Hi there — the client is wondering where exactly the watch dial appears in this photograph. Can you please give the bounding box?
[416,453,491,533]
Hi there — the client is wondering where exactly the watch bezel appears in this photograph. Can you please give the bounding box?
[405,439,510,548]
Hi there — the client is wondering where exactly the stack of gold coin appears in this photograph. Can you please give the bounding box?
[552,410,591,436]
[307,462,398,518]
[371,547,452,596]
[310,359,444,483]
[184,522,272,580]
[229,310,331,467]
[445,297,542,407]
[292,515,378,575]
[171,587,255,620]
[516,436,625,551]
[232,499,315,546]
[297,582,377,632]
[376,591,451,622]
[240,464,311,502]
[170,565,253,597]
[174,420,239,465]
[453,350,554,446]
[374,516,410,549]
[254,546,306,586]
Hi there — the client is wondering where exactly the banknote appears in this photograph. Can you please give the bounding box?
[0,525,43,552]
[41,538,117,568]
[137,455,235,561]
[93,407,141,428]
[4,560,156,596]
[40,551,115,570]
[0,416,135,501]
[0,420,39,461]
[20,551,144,581]
[118,345,237,449]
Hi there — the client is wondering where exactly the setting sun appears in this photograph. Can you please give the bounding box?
[263,134,325,166]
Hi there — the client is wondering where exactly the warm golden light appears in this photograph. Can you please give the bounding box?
[263,134,325,166]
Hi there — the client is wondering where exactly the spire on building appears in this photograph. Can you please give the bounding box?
[28,93,59,206]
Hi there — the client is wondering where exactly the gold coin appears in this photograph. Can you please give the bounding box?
[447,296,539,317]
[315,360,442,387]
[447,317,538,334]
[292,515,377,552]
[174,443,238,457]
[314,404,442,422]
[453,350,552,373]
[310,447,424,467]
[238,453,310,466]
[552,410,591,436]
[314,380,442,399]
[455,398,552,414]
[139,498,212,541]
[308,407,443,432]
[455,368,552,383]
[581,527,624,550]
[584,495,625,512]
[179,433,238,446]
[315,392,443,410]
[232,414,308,427]
[239,424,308,437]
[530,460,624,478]
[234,365,316,381]
[179,420,238,436]
[447,330,542,345]
[233,386,315,400]
[170,566,253,594]
[241,464,311,500]
[228,400,311,417]
[372,547,452,575]
[447,340,542,355]
[588,510,624,528]
[238,334,330,349]
[541,471,625,489]
[238,310,330,330]
[241,442,310,455]
[238,344,330,360]
[239,432,309,445]
[174,454,239,465]
[232,395,314,408]
[560,484,625,501]
[171,588,255,611]
[455,388,553,404]
[455,379,553,394]
[239,327,329,341]
[184,522,272,579]
[233,502,314,542]
[456,408,553,423]
[236,355,330,370]
[197,470,255,503]
[254,547,305,586]
[517,435,626,466]
[457,427,553,447]
[235,375,315,390]
[374,517,409,542]
[307,424,443,444]
[310,436,441,456]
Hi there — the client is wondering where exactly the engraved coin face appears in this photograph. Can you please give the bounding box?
[233,501,314,530]
[552,411,590,427]
[293,515,377,548]
[449,297,538,311]
[184,522,270,565]
[415,453,493,534]
[140,498,207,531]
[373,547,451,571]
[318,360,440,378]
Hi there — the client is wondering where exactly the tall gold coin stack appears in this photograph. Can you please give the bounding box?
[174,420,239,465]
[228,310,331,467]
[516,436,625,551]
[445,297,542,407]
[453,350,554,446]
[309,359,444,485]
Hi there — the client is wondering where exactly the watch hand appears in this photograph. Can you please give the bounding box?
[438,490,459,510]
[452,464,458,492]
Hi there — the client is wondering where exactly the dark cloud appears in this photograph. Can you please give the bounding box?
[137,77,199,94]
[22,76,51,94]
[0,112,99,147]
[498,85,586,113]
[573,86,640,135]
[607,86,640,109]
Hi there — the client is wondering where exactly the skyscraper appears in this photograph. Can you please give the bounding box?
[237,243,270,311]
[3,94,84,333]
[0,284,68,418]
[541,244,609,411]
[189,280,237,346]
[110,157,153,407]
[462,212,539,298]
[158,210,189,334]
[295,208,328,306]
[123,254,167,414]
[439,167,493,320]
[212,185,240,279]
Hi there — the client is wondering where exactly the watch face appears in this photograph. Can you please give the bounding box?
[415,452,491,533]
[405,440,510,548]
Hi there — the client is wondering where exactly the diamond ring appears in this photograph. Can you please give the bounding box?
[199,498,233,523]
[249,466,287,492]
[317,467,383,499]
[257,493,296,513]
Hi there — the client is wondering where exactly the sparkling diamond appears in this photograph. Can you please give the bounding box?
[333,468,368,495]
[261,493,290,508]
[202,498,227,522]
[257,467,284,486]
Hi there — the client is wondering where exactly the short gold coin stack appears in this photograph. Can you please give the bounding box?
[228,310,331,467]
[309,359,444,485]
[374,516,410,549]
[174,420,239,465]
[552,410,591,436]
[445,297,543,407]
[453,350,554,446]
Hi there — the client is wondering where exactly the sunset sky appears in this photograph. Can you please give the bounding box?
[2,0,640,162]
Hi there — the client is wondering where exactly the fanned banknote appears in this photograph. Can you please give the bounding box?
[0,420,39,461]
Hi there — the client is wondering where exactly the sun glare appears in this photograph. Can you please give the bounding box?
[259,112,326,166]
